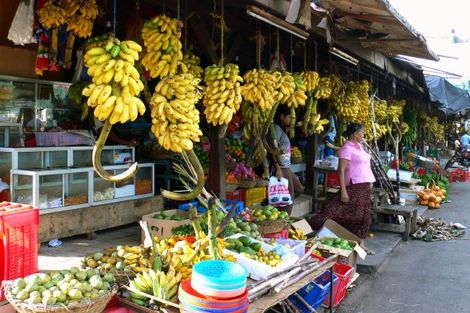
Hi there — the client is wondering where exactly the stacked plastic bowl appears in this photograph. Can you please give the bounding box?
[178,260,249,313]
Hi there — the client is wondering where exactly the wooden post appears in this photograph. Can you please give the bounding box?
[208,127,226,198]
[305,134,317,193]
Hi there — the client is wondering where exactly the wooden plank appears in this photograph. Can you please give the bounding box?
[370,222,405,233]
[38,196,163,242]
[207,127,226,198]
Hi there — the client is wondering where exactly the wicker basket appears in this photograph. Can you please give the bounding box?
[255,179,269,187]
[291,156,303,164]
[4,282,117,313]
[239,179,256,189]
[254,219,288,234]
[226,183,239,192]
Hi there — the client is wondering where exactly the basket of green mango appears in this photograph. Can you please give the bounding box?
[251,205,289,234]
[4,269,117,313]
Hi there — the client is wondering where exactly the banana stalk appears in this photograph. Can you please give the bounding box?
[207,198,218,260]
[188,205,203,240]
[93,119,138,182]
[302,92,314,136]
[160,150,204,201]
[289,107,296,139]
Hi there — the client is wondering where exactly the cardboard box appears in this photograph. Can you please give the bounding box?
[141,209,190,241]
[315,219,366,269]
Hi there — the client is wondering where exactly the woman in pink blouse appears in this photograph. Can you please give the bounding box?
[310,123,375,239]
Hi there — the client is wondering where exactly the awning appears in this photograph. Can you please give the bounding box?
[425,76,470,114]
[313,0,439,61]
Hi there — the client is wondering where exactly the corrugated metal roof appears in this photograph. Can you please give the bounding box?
[313,0,439,60]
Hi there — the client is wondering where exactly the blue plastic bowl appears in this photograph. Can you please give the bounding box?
[192,260,248,286]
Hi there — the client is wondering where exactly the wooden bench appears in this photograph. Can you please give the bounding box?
[371,205,418,241]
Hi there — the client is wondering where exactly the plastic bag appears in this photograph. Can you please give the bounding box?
[268,176,293,207]
[8,0,37,45]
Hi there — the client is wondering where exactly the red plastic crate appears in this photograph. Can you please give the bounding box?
[321,262,353,307]
[226,189,245,206]
[0,202,40,299]
[464,171,470,182]
[326,173,340,188]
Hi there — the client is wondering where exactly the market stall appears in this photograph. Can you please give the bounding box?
[0,0,455,312]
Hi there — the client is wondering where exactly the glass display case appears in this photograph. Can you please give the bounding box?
[11,162,154,213]
[0,123,24,147]
[71,146,134,167]
[10,168,92,212]
[0,145,134,184]
[0,75,76,132]
[93,163,154,205]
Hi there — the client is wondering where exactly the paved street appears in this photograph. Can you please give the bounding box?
[336,181,470,313]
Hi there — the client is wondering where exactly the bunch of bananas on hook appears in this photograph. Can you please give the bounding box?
[300,71,320,93]
[142,14,183,79]
[202,64,243,126]
[240,69,278,112]
[82,37,146,124]
[182,51,204,78]
[285,74,307,108]
[150,73,203,153]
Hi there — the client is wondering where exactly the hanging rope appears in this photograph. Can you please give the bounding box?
[256,21,261,69]
[112,0,117,35]
[290,34,293,72]
[314,41,318,71]
[177,0,180,20]
[220,0,224,65]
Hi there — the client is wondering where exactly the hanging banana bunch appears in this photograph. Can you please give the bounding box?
[240,69,278,112]
[285,74,307,138]
[182,51,204,78]
[38,1,67,28]
[350,80,372,138]
[300,71,320,136]
[65,0,99,38]
[39,0,98,38]
[150,74,203,153]
[141,14,183,79]
[82,37,145,182]
[402,111,417,147]
[202,64,243,126]
[149,73,205,201]
[241,101,270,140]
[314,76,333,99]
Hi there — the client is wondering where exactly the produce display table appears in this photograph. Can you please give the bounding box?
[117,258,337,313]
[371,204,418,241]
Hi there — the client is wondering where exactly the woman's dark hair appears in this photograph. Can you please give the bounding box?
[343,122,363,138]
[275,105,291,124]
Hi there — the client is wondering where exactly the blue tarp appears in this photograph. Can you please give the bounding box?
[425,76,470,114]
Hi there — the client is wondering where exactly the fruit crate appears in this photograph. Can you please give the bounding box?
[226,189,245,205]
[0,202,39,300]
[223,234,299,281]
[464,170,470,182]
[244,186,267,207]
[289,271,338,312]
[263,239,307,258]
[317,262,353,308]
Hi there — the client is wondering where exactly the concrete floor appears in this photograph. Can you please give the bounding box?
[335,181,470,313]
[39,223,141,271]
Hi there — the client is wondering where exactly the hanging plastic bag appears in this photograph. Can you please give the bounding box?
[268,176,293,207]
[8,0,37,46]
